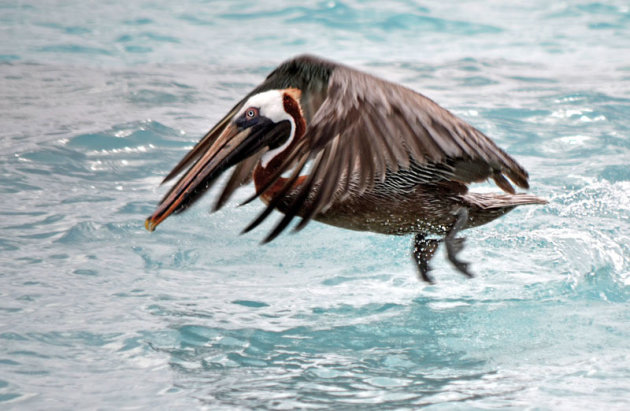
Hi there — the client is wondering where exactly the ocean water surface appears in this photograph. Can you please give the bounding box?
[1,0,629,409]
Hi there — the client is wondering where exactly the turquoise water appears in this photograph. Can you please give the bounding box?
[1,0,630,408]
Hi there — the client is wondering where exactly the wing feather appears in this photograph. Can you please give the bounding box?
[213,151,263,211]
[262,148,328,243]
[241,152,310,235]
[295,138,342,230]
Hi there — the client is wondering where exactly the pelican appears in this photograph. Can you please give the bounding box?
[145,54,546,282]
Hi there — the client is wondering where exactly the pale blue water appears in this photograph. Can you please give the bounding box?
[1,0,629,409]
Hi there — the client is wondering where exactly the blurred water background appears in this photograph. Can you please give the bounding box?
[1,0,629,409]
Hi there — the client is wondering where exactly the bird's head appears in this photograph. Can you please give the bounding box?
[234,88,304,168]
[145,88,304,232]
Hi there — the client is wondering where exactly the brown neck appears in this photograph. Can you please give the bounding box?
[253,89,306,203]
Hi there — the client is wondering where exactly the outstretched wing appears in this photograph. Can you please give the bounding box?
[252,58,530,242]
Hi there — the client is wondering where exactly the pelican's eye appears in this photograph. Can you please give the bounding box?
[245,107,259,119]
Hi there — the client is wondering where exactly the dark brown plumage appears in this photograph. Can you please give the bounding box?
[145,54,546,282]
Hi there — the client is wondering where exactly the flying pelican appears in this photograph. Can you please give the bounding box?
[145,54,546,282]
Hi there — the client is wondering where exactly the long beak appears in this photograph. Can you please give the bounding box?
[145,124,255,232]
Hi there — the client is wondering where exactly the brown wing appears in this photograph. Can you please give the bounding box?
[255,61,530,242]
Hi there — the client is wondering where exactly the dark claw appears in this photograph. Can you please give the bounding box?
[445,207,474,278]
[412,233,439,283]
[447,254,472,278]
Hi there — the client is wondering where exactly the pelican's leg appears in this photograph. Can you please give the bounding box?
[412,233,439,283]
[445,207,473,278]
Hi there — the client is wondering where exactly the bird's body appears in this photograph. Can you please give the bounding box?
[145,54,546,282]
[257,160,544,236]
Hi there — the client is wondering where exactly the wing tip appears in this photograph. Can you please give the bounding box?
[492,172,516,194]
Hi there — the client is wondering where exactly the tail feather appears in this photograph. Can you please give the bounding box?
[462,192,548,210]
